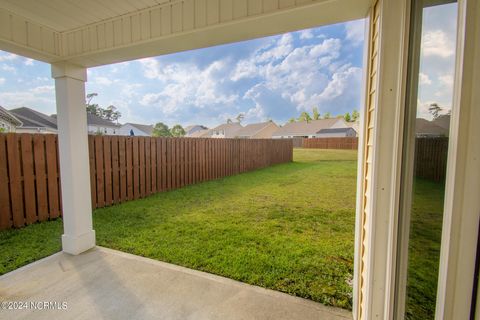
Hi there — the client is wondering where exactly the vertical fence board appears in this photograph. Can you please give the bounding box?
[45,134,60,219]
[88,137,97,209]
[139,137,146,198]
[150,138,157,193]
[34,135,48,221]
[145,137,151,195]
[21,134,37,224]
[94,136,105,208]
[0,135,11,229]
[103,136,113,206]
[126,137,133,201]
[111,136,120,204]
[132,138,140,199]
[7,134,24,227]
[119,136,127,202]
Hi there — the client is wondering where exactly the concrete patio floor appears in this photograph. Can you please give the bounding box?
[0,247,351,320]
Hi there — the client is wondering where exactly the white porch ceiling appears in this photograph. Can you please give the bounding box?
[0,0,371,67]
[0,0,172,32]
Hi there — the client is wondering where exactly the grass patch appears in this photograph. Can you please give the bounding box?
[1,148,443,314]
[405,179,445,319]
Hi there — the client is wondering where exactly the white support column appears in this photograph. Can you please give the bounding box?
[52,62,95,255]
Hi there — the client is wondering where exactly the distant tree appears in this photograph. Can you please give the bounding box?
[236,113,245,123]
[288,117,296,123]
[227,118,233,124]
[351,109,360,122]
[298,111,312,122]
[428,103,442,120]
[170,124,186,137]
[344,112,351,122]
[101,105,121,123]
[0,128,5,133]
[86,93,121,123]
[86,93,101,116]
[323,112,331,119]
[312,107,321,120]
[152,122,172,137]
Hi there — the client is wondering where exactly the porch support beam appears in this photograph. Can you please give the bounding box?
[51,62,95,255]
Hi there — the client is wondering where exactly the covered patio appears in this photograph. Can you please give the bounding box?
[0,0,479,319]
[0,247,350,320]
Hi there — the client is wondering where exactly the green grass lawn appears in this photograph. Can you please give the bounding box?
[406,179,445,320]
[0,148,444,314]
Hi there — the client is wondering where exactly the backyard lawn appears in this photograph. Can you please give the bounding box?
[0,148,444,315]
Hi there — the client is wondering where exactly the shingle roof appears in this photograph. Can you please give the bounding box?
[188,129,211,137]
[415,118,448,136]
[125,123,154,135]
[210,123,243,138]
[235,122,276,137]
[86,113,119,127]
[10,107,57,129]
[0,106,22,126]
[273,118,344,136]
[317,127,355,134]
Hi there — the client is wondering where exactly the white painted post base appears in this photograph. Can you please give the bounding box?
[52,62,95,255]
[62,231,96,255]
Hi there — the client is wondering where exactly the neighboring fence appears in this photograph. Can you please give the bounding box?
[415,137,448,182]
[292,137,304,148]
[0,134,292,230]
[302,137,358,149]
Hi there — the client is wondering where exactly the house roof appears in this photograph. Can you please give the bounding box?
[0,106,22,126]
[10,107,57,129]
[211,123,243,138]
[188,129,211,138]
[235,122,276,137]
[185,125,207,132]
[415,118,448,136]
[273,118,343,137]
[124,123,154,135]
[317,127,355,134]
[432,114,450,130]
[86,113,119,127]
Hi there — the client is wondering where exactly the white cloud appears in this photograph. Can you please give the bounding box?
[419,73,432,85]
[138,59,238,114]
[422,30,454,58]
[439,74,453,88]
[299,30,314,40]
[1,64,16,73]
[0,78,4,85]
[24,58,34,66]
[30,85,54,94]
[93,76,113,86]
[345,19,365,46]
[0,53,18,62]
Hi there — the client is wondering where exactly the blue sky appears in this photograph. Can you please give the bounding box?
[0,7,456,127]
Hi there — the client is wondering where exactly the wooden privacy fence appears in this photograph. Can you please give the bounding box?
[302,137,358,149]
[415,137,448,181]
[0,134,292,230]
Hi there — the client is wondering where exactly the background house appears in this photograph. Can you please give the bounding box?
[316,127,357,138]
[185,125,208,136]
[272,118,348,139]
[207,123,243,138]
[0,106,22,132]
[187,129,211,138]
[86,113,120,135]
[235,121,279,139]
[415,118,449,137]
[119,123,154,136]
[9,107,58,133]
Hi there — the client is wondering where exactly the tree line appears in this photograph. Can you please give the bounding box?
[287,107,359,123]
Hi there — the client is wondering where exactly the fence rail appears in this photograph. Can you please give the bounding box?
[0,134,292,230]
[301,137,358,149]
